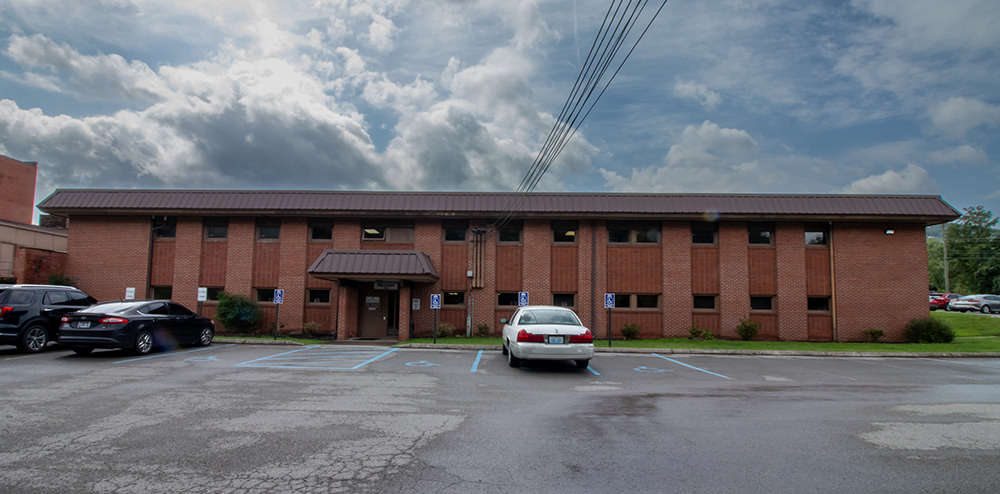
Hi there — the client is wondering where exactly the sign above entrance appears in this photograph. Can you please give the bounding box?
[374,281,399,291]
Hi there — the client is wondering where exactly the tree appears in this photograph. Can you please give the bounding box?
[927,237,945,291]
[945,206,1000,294]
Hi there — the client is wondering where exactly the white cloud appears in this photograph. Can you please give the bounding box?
[842,163,939,195]
[928,144,988,164]
[673,80,721,110]
[928,97,1000,137]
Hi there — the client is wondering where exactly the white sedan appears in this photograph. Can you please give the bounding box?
[501,305,594,369]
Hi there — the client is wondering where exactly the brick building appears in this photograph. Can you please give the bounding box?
[1,154,67,284]
[37,190,958,342]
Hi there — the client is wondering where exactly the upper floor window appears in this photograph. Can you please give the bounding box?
[748,222,774,245]
[498,221,522,243]
[362,222,414,242]
[691,223,717,244]
[805,224,828,245]
[552,221,578,243]
[309,218,333,241]
[204,218,228,239]
[750,296,774,311]
[608,223,660,244]
[256,218,281,240]
[152,216,176,238]
[443,221,468,242]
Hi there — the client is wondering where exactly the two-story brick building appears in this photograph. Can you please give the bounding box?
[37,190,958,342]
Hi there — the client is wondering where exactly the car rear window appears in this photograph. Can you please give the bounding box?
[79,302,136,314]
[1,290,35,305]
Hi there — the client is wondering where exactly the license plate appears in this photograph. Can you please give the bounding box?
[77,321,91,329]
[548,336,563,344]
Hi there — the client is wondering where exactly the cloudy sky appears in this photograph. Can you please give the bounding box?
[1,0,998,219]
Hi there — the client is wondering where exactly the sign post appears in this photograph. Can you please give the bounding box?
[197,287,207,315]
[604,293,615,347]
[430,294,442,344]
[272,289,284,341]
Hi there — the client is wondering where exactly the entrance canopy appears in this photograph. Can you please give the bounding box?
[308,249,439,283]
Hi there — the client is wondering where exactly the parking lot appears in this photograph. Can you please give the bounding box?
[2,343,999,493]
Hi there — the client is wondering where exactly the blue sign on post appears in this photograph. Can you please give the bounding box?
[604,293,615,309]
[273,289,284,305]
[518,291,529,306]
[430,294,442,309]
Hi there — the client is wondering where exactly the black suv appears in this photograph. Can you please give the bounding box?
[0,285,97,353]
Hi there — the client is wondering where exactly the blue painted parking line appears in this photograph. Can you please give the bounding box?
[234,346,399,370]
[586,365,600,375]
[470,350,483,373]
[113,344,235,364]
[652,354,731,379]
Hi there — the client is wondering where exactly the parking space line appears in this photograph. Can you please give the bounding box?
[586,365,600,376]
[652,354,731,379]
[112,344,235,364]
[470,350,483,373]
[233,346,399,370]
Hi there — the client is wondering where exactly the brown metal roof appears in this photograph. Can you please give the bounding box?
[36,189,960,224]
[308,250,440,282]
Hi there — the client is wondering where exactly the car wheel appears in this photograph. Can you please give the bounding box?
[197,327,214,346]
[983,305,992,314]
[18,325,48,353]
[507,344,520,368]
[575,359,590,369]
[71,347,94,355]
[501,342,508,355]
[134,329,154,355]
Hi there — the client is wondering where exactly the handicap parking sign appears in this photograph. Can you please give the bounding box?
[605,293,615,308]
[273,289,284,304]
[430,294,442,310]
[518,291,529,306]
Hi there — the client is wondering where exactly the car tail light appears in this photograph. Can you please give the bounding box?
[569,330,593,344]
[61,316,70,323]
[1,307,12,317]
[99,317,129,324]
[516,329,544,343]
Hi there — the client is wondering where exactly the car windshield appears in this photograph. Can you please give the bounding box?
[519,309,581,326]
[78,302,137,314]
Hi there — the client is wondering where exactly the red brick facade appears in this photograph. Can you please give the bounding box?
[61,213,933,342]
[0,155,37,224]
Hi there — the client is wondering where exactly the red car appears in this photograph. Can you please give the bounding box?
[929,293,961,311]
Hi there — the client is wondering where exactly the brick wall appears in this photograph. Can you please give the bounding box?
[66,216,150,300]
[0,156,36,224]
[13,247,67,284]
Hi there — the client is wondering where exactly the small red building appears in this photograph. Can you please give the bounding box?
[37,190,958,342]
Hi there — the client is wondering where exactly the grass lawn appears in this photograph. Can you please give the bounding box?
[402,311,1000,353]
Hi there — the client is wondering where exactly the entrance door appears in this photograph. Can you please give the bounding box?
[358,284,400,338]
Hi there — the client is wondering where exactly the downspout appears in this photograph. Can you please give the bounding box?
[828,221,838,342]
[590,221,597,329]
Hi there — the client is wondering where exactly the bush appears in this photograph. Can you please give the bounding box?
[214,292,262,334]
[47,273,76,287]
[689,325,714,340]
[862,328,885,343]
[302,321,322,338]
[435,323,455,338]
[736,317,760,341]
[905,317,955,343]
[620,323,641,340]
[476,323,490,337]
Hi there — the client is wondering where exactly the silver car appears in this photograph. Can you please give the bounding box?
[501,305,594,369]
[947,294,1000,314]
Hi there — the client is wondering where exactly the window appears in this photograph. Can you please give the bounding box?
[748,222,774,245]
[309,219,333,240]
[256,288,276,303]
[805,226,828,245]
[552,221,577,243]
[205,218,228,239]
[152,216,176,238]
[750,296,773,311]
[807,297,830,311]
[142,302,170,315]
[151,286,172,299]
[497,292,519,306]
[443,221,467,242]
[692,223,717,244]
[205,287,223,301]
[608,223,660,244]
[499,222,522,242]
[44,291,69,305]
[635,294,659,308]
[608,228,630,243]
[693,295,717,309]
[614,293,630,308]
[443,291,465,305]
[553,293,575,307]
[308,289,330,304]
[257,218,281,240]
[362,223,414,242]
[363,226,386,240]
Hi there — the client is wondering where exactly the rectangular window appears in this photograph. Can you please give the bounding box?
[635,294,659,308]
[552,221,578,243]
[691,223,717,244]
[206,287,224,301]
[257,218,281,240]
[807,297,830,311]
[497,292,519,306]
[443,221,468,242]
[805,228,828,245]
[308,289,330,304]
[553,293,575,307]
[608,223,660,244]
[362,223,414,242]
[635,228,660,243]
[443,291,465,305]
[693,295,717,309]
[205,218,228,239]
[748,222,774,245]
[256,288,276,303]
[151,286,172,299]
[363,226,386,240]
[309,218,333,240]
[608,228,630,243]
[614,293,630,308]
[750,296,773,311]
[152,216,176,238]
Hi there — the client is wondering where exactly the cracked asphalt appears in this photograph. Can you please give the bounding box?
[2,343,999,493]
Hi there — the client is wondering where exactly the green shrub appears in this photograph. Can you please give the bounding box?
[689,325,714,340]
[302,321,322,338]
[476,323,491,337]
[215,292,262,334]
[736,317,760,341]
[862,328,885,343]
[905,317,955,343]
[47,273,76,287]
[435,323,455,338]
[620,323,641,340]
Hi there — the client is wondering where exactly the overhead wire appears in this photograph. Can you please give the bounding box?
[497,0,671,228]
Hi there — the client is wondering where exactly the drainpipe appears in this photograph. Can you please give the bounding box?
[829,221,838,342]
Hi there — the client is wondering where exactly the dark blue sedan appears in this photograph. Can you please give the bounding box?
[59,300,214,355]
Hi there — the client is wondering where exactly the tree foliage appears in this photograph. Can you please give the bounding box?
[939,206,1000,294]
